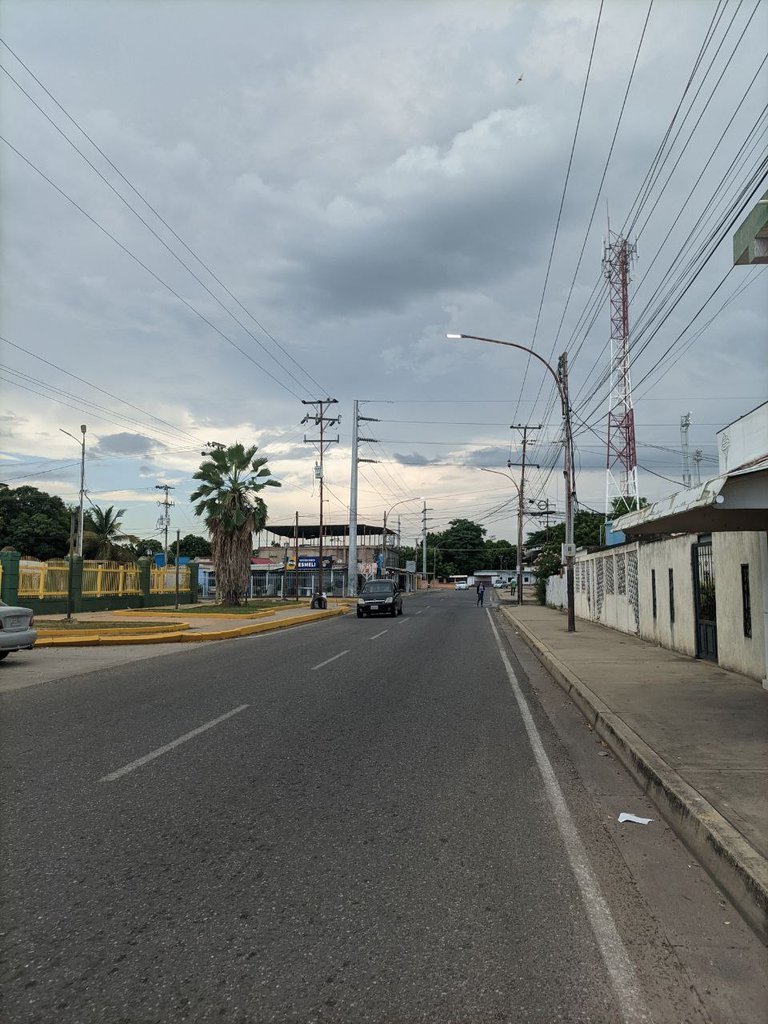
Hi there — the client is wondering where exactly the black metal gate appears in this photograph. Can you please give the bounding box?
[692,538,717,661]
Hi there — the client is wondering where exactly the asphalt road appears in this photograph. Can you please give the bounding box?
[1,592,765,1023]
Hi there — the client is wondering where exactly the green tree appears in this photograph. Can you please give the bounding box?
[0,484,71,559]
[176,533,211,558]
[190,443,280,605]
[130,537,163,559]
[429,519,486,577]
[535,544,562,605]
[610,496,649,519]
[526,510,606,551]
[483,538,516,572]
[82,505,138,561]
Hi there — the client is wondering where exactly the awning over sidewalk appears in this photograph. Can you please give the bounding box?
[614,458,768,536]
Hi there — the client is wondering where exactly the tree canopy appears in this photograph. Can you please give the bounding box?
[0,484,71,559]
[82,505,138,561]
[191,443,280,604]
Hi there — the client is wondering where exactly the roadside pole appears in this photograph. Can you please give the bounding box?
[294,511,300,602]
[66,510,76,622]
[174,530,180,610]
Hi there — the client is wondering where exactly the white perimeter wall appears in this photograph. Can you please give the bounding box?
[544,531,766,682]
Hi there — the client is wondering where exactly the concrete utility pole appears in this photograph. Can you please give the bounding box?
[509,424,541,605]
[60,425,87,555]
[681,413,693,488]
[422,500,431,584]
[348,400,379,596]
[155,483,175,562]
[302,399,339,595]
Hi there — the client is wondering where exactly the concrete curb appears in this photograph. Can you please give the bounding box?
[501,605,768,945]
[37,623,191,638]
[33,608,347,648]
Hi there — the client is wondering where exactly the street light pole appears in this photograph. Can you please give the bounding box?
[449,333,576,631]
[60,424,86,556]
[479,466,525,606]
[382,497,421,580]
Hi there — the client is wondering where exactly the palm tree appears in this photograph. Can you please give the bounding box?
[190,443,280,605]
[82,505,138,561]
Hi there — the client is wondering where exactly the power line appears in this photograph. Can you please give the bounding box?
[0,133,306,401]
[510,0,605,425]
[0,37,329,398]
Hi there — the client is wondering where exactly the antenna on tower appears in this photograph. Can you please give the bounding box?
[603,231,640,517]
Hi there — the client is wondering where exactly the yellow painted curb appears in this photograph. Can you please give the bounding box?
[33,607,345,647]
[178,607,346,642]
[37,623,190,637]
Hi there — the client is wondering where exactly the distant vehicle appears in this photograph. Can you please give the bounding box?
[0,600,36,661]
[357,580,403,617]
[454,581,468,591]
[493,580,505,588]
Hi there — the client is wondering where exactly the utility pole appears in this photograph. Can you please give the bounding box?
[681,412,693,488]
[348,400,379,596]
[59,425,86,555]
[509,424,541,605]
[155,483,175,562]
[693,448,703,487]
[421,500,431,585]
[294,511,300,602]
[559,353,576,632]
[174,529,180,610]
[302,399,339,596]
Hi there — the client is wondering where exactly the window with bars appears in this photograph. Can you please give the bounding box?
[668,568,675,624]
[616,553,626,595]
[741,564,752,639]
[651,569,657,620]
[606,556,614,594]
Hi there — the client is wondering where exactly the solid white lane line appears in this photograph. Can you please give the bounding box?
[485,611,650,1024]
[369,630,388,640]
[99,704,250,783]
[311,649,349,671]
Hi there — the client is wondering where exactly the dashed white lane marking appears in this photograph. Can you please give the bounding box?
[311,649,349,671]
[415,610,423,615]
[369,630,388,640]
[99,704,250,782]
[485,611,650,1024]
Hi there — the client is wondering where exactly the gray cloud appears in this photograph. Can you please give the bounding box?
[92,433,164,457]
[1,0,765,542]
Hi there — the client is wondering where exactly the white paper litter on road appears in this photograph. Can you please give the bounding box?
[618,812,653,825]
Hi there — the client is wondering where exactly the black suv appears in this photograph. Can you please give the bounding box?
[356,580,403,618]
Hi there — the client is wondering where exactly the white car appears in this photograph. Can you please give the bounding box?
[455,581,468,590]
[0,600,36,661]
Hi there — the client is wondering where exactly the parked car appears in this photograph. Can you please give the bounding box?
[454,581,468,590]
[357,580,403,617]
[0,600,36,661]
[493,580,505,588]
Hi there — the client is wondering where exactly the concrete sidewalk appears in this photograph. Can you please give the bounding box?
[499,601,768,944]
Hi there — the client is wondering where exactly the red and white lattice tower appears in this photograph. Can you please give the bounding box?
[603,232,639,516]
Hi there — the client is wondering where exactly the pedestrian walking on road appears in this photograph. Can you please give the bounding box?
[476,582,485,607]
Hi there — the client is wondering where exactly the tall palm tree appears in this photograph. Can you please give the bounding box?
[82,505,138,561]
[190,443,280,605]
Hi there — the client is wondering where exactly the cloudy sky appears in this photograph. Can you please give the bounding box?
[1,0,766,548]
